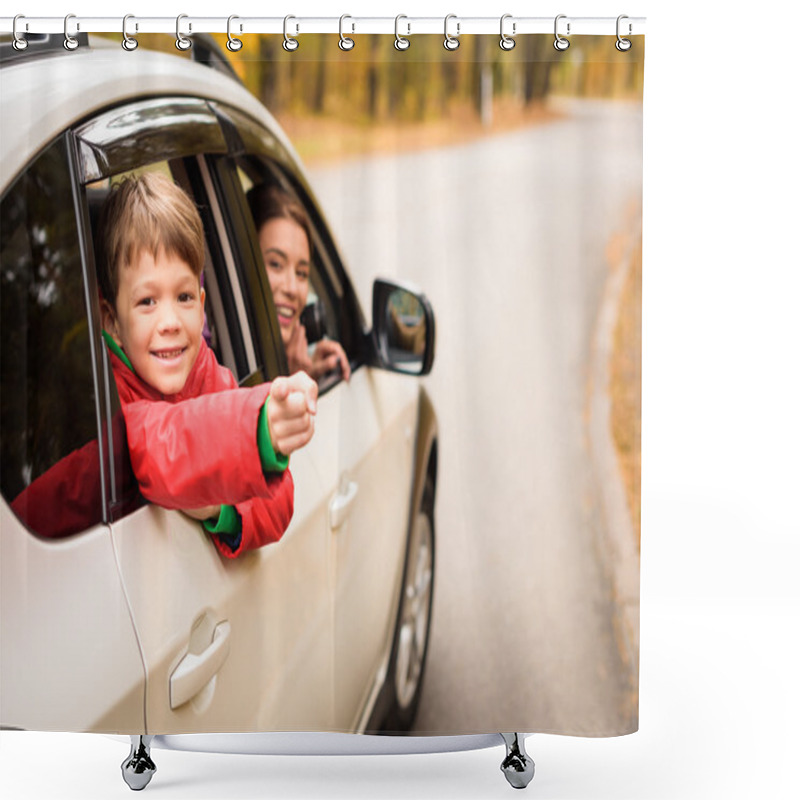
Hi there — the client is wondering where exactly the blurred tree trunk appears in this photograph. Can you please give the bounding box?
[259,36,278,111]
[312,37,326,113]
[367,36,379,119]
[523,36,554,104]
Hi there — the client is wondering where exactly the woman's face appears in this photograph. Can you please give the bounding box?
[258,217,311,346]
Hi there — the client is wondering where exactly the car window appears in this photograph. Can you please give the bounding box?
[0,135,104,538]
[85,159,252,382]
[83,153,272,523]
[233,155,358,393]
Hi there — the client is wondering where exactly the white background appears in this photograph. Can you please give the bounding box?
[2,1,798,798]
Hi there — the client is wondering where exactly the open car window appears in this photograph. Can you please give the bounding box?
[231,154,358,394]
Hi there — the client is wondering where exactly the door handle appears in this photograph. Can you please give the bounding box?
[169,621,231,709]
[329,479,359,531]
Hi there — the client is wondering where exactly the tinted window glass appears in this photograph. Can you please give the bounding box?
[0,136,102,538]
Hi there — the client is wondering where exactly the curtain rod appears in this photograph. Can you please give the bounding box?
[1,16,646,38]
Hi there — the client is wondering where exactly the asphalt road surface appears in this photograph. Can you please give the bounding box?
[308,99,643,736]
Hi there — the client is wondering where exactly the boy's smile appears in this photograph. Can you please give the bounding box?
[102,249,205,396]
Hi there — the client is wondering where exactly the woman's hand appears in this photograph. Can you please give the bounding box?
[310,339,351,382]
[285,322,312,376]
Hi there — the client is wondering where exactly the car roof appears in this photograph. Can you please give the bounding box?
[0,38,300,193]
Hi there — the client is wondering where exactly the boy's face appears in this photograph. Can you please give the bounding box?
[102,249,205,396]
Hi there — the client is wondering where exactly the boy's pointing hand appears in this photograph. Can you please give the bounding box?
[267,371,318,456]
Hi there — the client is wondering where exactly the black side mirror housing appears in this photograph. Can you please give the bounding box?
[371,278,435,376]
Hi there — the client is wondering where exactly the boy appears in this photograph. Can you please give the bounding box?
[95,172,316,557]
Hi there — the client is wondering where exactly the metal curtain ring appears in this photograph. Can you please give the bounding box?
[616,14,632,51]
[443,14,460,51]
[499,14,515,51]
[283,15,299,52]
[176,13,192,51]
[63,14,79,51]
[122,14,138,51]
[226,15,243,52]
[394,15,410,50]
[12,15,28,51]
[554,14,570,51]
[339,14,355,51]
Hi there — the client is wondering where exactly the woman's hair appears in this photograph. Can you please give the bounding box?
[95,172,205,302]
[247,183,313,258]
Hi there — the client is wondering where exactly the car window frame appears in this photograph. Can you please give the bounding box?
[208,103,370,386]
[0,129,115,535]
[68,95,286,527]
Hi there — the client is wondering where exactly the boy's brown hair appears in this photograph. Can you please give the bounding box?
[95,172,205,303]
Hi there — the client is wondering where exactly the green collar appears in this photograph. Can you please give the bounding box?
[102,330,135,373]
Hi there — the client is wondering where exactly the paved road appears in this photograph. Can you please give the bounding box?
[308,99,643,735]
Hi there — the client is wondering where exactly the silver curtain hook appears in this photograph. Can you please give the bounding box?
[63,13,79,51]
[499,14,516,51]
[226,15,243,52]
[176,13,192,51]
[12,15,28,51]
[554,14,570,51]
[616,14,632,51]
[394,15,410,50]
[122,14,138,51]
[283,15,299,52]
[443,14,460,51]
[339,14,355,51]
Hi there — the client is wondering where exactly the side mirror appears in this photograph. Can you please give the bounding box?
[371,279,435,376]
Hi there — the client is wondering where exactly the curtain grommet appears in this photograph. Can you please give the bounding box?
[499,14,516,51]
[554,15,570,51]
[443,14,460,51]
[121,14,138,51]
[226,15,243,52]
[283,15,299,52]
[12,15,28,51]
[394,15,410,51]
[175,14,192,51]
[63,14,79,51]
[616,15,632,51]
[339,14,355,51]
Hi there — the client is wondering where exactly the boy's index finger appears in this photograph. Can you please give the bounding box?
[306,380,318,415]
[270,377,289,402]
[284,370,317,415]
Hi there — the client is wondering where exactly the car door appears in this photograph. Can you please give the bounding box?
[315,246,419,732]
[73,97,335,734]
[0,133,144,733]
[216,110,419,731]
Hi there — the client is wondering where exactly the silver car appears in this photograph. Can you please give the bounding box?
[0,33,437,739]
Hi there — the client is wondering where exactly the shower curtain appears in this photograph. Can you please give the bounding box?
[0,19,643,757]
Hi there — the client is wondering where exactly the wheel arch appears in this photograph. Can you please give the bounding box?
[365,384,438,733]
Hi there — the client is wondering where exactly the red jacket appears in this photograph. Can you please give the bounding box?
[108,339,294,558]
[12,340,293,558]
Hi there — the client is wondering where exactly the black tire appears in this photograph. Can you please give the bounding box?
[381,472,435,732]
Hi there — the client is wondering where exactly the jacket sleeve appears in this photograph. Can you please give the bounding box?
[122,383,277,510]
[10,438,103,539]
[211,468,295,559]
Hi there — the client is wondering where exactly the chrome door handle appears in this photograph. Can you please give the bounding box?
[329,479,358,531]
[169,621,231,709]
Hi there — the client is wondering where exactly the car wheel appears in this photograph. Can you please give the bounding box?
[383,472,435,732]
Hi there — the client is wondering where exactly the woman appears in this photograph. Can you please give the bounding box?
[248,184,350,382]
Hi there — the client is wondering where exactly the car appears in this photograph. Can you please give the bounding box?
[0,33,438,738]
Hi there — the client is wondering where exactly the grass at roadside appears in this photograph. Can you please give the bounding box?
[610,237,642,548]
